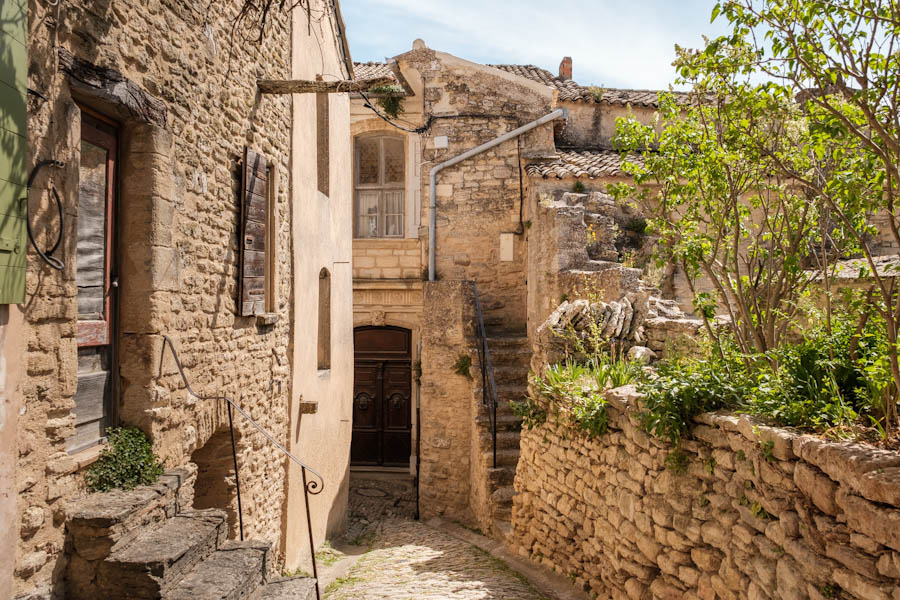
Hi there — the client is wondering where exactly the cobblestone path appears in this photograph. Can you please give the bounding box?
[325,518,546,600]
[323,475,547,600]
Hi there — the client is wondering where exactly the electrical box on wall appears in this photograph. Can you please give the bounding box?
[0,0,28,304]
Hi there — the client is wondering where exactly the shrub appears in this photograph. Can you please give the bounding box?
[453,354,472,379]
[86,427,165,493]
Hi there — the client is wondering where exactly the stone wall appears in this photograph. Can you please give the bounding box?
[419,281,478,522]
[510,385,900,600]
[18,1,345,596]
[353,239,423,280]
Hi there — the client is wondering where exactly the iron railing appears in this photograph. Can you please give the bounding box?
[471,283,499,468]
[161,336,324,600]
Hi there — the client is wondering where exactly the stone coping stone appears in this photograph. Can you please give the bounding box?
[167,539,273,600]
[260,576,318,600]
[604,385,900,507]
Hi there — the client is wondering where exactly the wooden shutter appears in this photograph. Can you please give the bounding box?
[240,148,267,316]
[0,0,27,304]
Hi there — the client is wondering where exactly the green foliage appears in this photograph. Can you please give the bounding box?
[86,427,164,493]
[529,361,610,438]
[453,354,472,379]
[572,180,586,193]
[750,501,772,521]
[511,396,547,431]
[369,85,405,119]
[639,355,747,446]
[623,216,647,235]
[665,449,689,473]
[639,303,890,447]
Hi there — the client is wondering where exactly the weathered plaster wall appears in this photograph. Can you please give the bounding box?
[1,305,24,600]
[510,385,900,600]
[281,3,354,573]
[19,0,348,596]
[557,102,657,149]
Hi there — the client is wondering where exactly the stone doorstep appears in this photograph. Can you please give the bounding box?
[96,509,228,598]
[167,540,272,600]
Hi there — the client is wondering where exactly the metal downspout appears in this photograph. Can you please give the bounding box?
[427,108,566,281]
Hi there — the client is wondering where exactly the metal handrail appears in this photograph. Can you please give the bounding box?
[470,283,499,468]
[161,335,323,600]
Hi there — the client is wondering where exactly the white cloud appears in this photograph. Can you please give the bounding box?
[342,0,729,89]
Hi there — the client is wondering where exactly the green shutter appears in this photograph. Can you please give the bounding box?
[0,0,27,304]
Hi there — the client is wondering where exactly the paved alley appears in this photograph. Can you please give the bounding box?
[322,475,547,600]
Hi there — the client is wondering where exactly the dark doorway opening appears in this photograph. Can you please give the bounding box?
[351,326,412,467]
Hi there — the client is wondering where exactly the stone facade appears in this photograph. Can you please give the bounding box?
[13,1,353,597]
[510,385,900,600]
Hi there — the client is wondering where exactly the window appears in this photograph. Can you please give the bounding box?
[317,92,329,196]
[354,135,405,238]
[317,268,331,370]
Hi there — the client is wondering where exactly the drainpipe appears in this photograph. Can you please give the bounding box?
[428,108,566,281]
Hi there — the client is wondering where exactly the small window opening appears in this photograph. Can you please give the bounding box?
[317,92,330,196]
[317,268,331,370]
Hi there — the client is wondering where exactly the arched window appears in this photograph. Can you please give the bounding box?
[317,268,331,370]
[354,135,405,238]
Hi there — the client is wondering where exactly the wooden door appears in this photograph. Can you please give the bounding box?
[69,113,117,453]
[351,327,412,467]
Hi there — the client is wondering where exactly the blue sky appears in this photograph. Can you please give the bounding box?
[341,1,731,90]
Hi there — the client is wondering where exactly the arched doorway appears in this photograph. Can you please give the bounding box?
[351,326,412,467]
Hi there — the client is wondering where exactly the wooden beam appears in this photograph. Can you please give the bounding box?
[257,76,395,94]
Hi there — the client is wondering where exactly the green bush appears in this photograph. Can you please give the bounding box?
[86,427,165,493]
[638,303,892,446]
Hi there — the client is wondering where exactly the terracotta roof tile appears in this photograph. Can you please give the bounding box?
[527,149,642,179]
[490,64,689,107]
[353,62,397,83]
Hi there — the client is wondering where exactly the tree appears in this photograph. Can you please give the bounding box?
[611,53,842,363]
[712,0,900,429]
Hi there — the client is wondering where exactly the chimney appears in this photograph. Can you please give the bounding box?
[559,56,572,81]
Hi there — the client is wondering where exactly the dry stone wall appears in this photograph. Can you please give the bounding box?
[21,1,295,597]
[510,386,900,600]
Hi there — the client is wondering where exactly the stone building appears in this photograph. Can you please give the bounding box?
[346,44,697,539]
[1,0,355,597]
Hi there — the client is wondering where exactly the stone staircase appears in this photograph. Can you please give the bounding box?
[65,465,316,600]
[474,333,531,538]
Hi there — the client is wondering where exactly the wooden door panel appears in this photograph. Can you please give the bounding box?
[351,327,412,467]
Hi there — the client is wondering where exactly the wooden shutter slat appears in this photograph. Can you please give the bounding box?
[239,147,268,316]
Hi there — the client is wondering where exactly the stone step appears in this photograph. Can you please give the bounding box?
[491,485,516,507]
[482,448,520,468]
[488,467,516,487]
[492,519,512,542]
[261,576,318,600]
[478,430,521,451]
[485,336,530,349]
[66,467,197,564]
[95,509,228,599]
[476,413,522,432]
[485,346,532,365]
[492,504,512,521]
[489,365,530,386]
[167,540,271,600]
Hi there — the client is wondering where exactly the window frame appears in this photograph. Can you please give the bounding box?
[354,134,406,239]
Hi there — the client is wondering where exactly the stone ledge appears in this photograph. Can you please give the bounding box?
[256,312,279,326]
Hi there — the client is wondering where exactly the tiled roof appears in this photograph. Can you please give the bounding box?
[526,149,642,179]
[490,64,689,107]
[353,62,396,83]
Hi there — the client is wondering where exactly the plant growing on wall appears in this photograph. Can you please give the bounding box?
[86,427,165,493]
[454,354,472,379]
[369,85,405,119]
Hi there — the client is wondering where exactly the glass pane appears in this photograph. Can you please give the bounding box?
[384,215,403,237]
[357,138,379,185]
[383,190,404,237]
[384,138,404,184]
[383,190,404,215]
[77,140,108,320]
[357,191,379,237]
